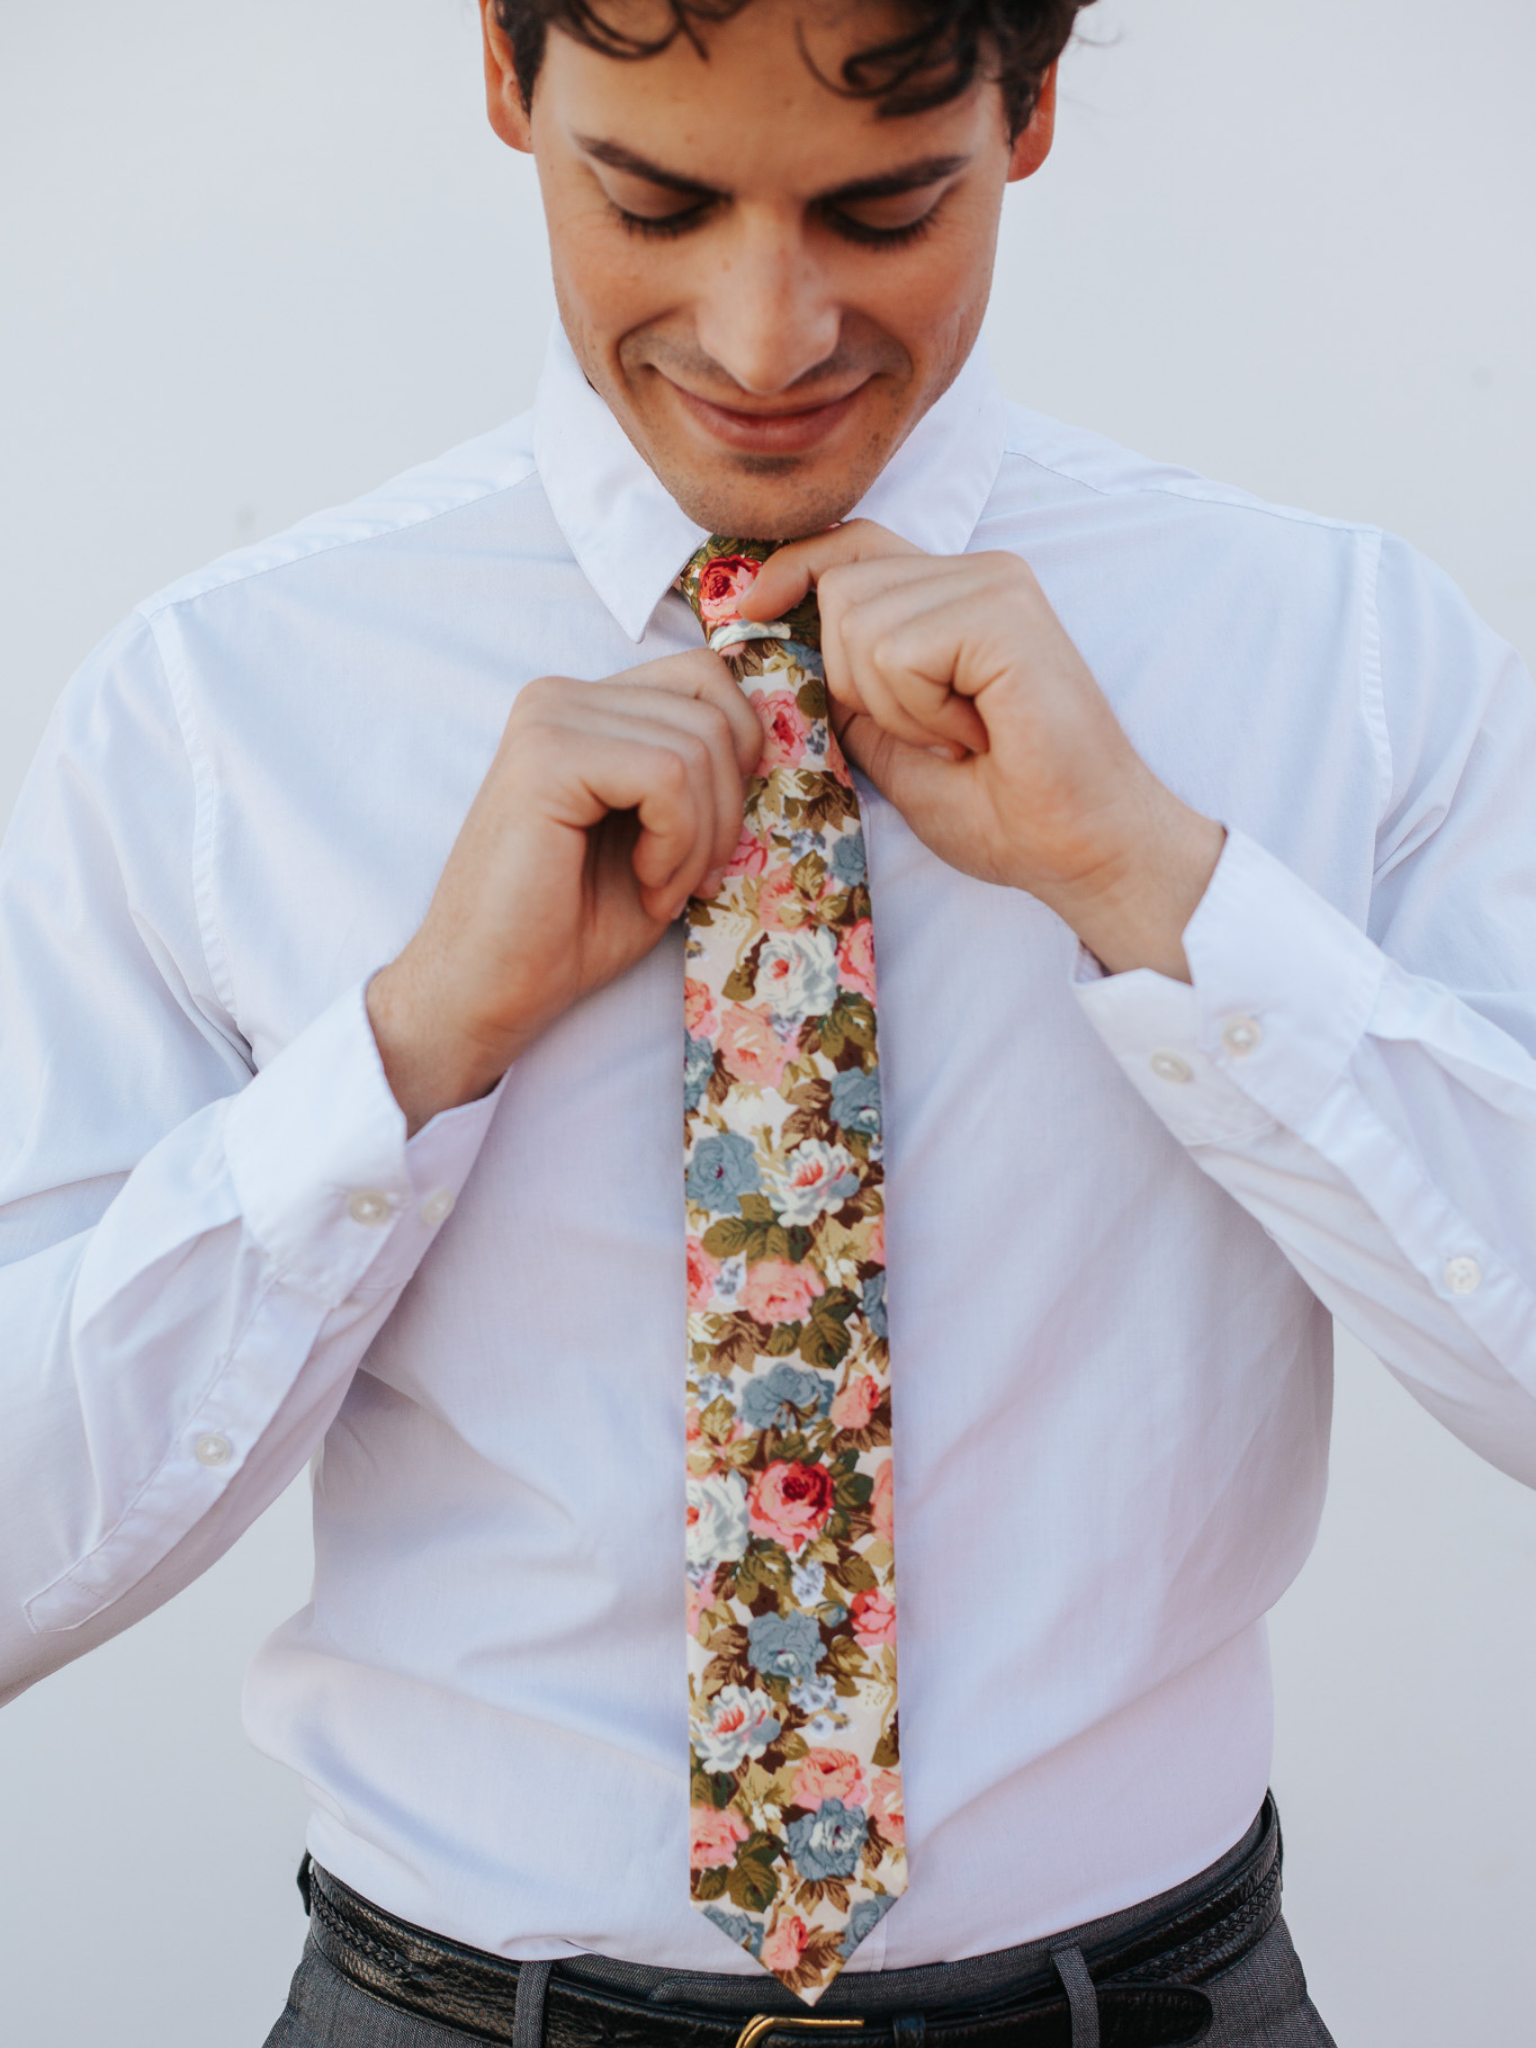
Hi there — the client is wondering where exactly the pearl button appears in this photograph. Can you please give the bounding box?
[1150,1050,1193,1085]
[1444,1255,1482,1295]
[347,1189,392,1227]
[421,1189,455,1228]
[1220,1015,1263,1058]
[194,1432,232,1468]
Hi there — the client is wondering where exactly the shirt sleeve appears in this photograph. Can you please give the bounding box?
[1076,535,1536,1487]
[0,614,501,1701]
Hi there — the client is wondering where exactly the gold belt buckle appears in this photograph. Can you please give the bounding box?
[734,2019,865,2048]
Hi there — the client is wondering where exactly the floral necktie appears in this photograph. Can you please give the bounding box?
[679,539,905,2003]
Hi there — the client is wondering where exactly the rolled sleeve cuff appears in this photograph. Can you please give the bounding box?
[224,980,505,1308]
[1074,829,1386,1148]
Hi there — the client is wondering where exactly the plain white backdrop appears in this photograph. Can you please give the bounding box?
[2,3,1533,2043]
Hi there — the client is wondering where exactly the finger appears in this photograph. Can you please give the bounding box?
[546,694,745,881]
[820,585,991,756]
[741,519,923,621]
[606,650,763,775]
[516,722,718,917]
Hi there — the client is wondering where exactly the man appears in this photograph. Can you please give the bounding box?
[2,0,1533,2041]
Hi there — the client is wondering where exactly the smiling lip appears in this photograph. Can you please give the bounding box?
[666,378,868,456]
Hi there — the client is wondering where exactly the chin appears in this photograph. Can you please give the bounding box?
[656,451,879,544]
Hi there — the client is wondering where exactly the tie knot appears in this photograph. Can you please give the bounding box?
[680,537,821,653]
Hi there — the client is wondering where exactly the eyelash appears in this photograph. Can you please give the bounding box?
[608,199,940,249]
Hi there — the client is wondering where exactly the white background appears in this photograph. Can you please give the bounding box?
[2,3,1533,2042]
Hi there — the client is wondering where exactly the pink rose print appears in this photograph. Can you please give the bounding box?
[719,1003,792,1089]
[757,866,810,931]
[760,1913,810,1974]
[791,1748,870,1813]
[684,977,718,1039]
[870,1769,905,1848]
[749,1459,835,1553]
[690,1804,751,1870]
[829,1373,880,1430]
[867,1213,886,1265]
[740,1258,824,1327]
[837,918,878,1002]
[686,1239,720,1312]
[757,691,811,770]
[698,554,762,627]
[871,1459,895,1543]
[851,1587,897,1650]
[686,1567,717,1638]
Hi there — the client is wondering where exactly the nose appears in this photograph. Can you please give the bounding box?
[692,209,841,396]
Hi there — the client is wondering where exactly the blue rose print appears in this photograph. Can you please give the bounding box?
[862,1270,888,1340]
[829,1068,881,1137]
[830,828,867,888]
[704,1906,763,1958]
[741,1363,833,1431]
[684,1034,714,1113]
[747,1609,823,1684]
[838,1892,895,1958]
[686,1131,762,1213]
[786,1798,868,1881]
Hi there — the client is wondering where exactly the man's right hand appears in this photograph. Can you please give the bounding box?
[367,651,758,1135]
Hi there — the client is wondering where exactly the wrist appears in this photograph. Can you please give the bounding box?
[1039,792,1225,984]
[367,954,522,1138]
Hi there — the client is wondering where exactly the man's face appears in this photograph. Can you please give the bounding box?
[483,0,1055,538]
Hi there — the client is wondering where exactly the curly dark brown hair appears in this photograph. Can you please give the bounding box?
[493,0,1093,137]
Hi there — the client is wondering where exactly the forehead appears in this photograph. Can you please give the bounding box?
[537,0,996,186]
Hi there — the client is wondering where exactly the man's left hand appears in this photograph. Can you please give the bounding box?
[743,522,1225,982]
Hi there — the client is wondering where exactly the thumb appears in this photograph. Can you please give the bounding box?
[835,705,956,814]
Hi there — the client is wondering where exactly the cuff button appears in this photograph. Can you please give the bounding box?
[347,1188,393,1227]
[421,1189,456,1227]
[1150,1050,1194,1084]
[194,1432,233,1468]
[1220,1015,1263,1058]
[1444,1255,1483,1295]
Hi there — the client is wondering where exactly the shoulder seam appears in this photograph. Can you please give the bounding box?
[137,453,542,623]
[997,424,1378,541]
[139,611,240,1024]
[1356,526,1393,820]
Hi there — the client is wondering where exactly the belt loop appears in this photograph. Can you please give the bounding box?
[891,2018,927,2045]
[513,1959,554,2048]
[1050,1943,1099,2048]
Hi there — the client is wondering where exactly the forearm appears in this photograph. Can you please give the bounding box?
[0,985,501,1694]
[1078,831,1536,1475]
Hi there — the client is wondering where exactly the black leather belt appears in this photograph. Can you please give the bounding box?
[301,1795,1281,2047]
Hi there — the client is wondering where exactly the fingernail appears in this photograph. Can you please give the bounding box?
[702,867,727,897]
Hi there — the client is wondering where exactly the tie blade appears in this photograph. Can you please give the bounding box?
[683,531,904,2005]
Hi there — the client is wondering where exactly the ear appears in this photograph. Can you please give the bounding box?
[481,0,534,153]
[1006,61,1058,183]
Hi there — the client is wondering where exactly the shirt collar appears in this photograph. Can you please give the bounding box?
[532,320,1008,643]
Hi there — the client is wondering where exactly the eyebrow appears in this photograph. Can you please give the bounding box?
[575,138,970,206]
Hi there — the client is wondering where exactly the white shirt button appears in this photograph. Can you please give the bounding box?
[421,1189,456,1228]
[347,1189,393,1227]
[1444,1255,1483,1295]
[1220,1015,1264,1058]
[1149,1050,1193,1085]
[194,1431,233,1468]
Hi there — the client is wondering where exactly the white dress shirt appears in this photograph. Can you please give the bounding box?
[3,323,1534,1975]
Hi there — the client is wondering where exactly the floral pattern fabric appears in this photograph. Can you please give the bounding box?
[678,540,904,2004]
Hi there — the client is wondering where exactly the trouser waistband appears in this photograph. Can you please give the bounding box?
[300,1793,1282,2048]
